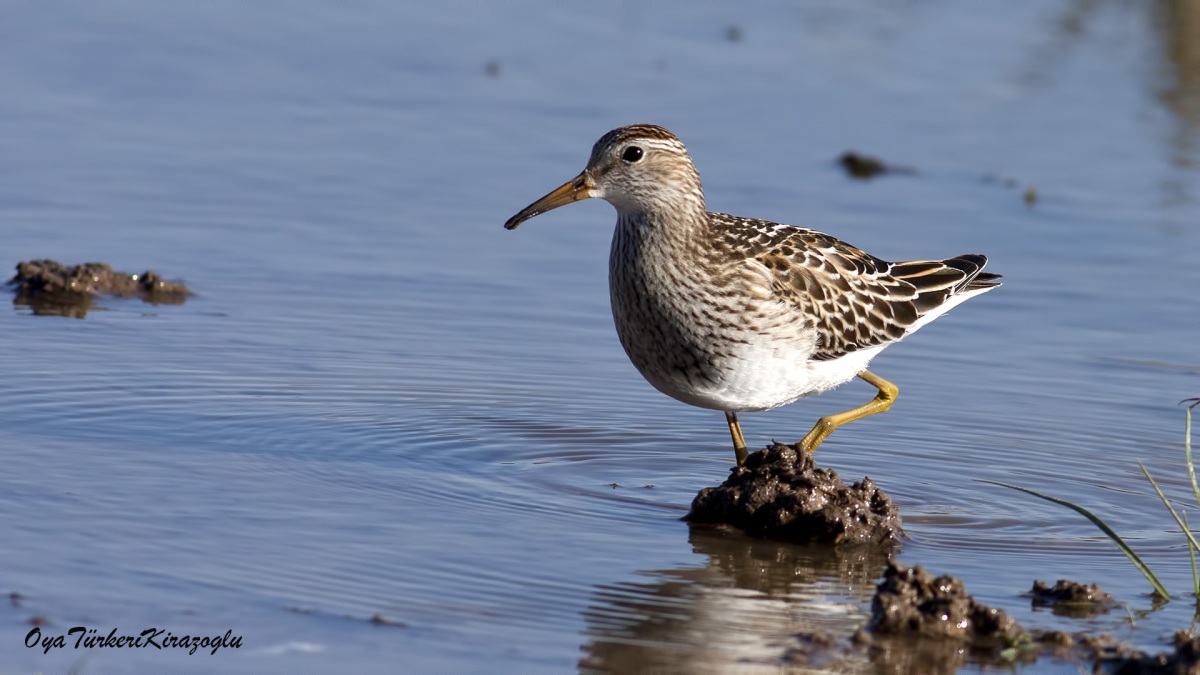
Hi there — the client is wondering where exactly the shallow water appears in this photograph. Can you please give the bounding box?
[1,1,1198,673]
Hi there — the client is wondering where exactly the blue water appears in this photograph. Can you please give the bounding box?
[1,2,1198,673]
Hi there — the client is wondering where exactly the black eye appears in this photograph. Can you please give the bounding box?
[622,146,644,163]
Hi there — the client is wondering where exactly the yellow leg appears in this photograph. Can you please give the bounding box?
[725,411,748,465]
[799,370,899,453]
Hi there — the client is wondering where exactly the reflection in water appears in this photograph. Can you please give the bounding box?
[1159,0,1200,125]
[580,526,891,672]
[1027,0,1200,130]
[580,527,1032,673]
[1016,0,1200,128]
[1011,0,1200,205]
[1157,0,1200,192]
[12,296,97,319]
[11,294,189,319]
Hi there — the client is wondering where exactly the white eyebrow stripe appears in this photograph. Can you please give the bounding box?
[635,138,687,153]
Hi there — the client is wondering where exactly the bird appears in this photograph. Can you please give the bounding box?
[504,124,1000,465]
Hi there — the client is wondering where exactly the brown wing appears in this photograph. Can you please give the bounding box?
[711,213,1000,361]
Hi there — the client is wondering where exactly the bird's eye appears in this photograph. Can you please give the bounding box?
[622,146,644,163]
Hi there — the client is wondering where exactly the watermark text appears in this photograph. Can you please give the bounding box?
[26,626,242,656]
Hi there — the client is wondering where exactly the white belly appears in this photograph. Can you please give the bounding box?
[643,338,889,413]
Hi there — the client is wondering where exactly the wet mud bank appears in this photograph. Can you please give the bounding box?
[785,563,1196,673]
[9,259,192,317]
[686,444,1190,672]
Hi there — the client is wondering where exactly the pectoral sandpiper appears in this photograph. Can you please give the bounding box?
[505,124,1000,465]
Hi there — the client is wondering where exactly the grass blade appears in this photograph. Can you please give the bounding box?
[1140,462,1200,558]
[1186,400,1199,507]
[981,480,1170,600]
[1188,511,1199,598]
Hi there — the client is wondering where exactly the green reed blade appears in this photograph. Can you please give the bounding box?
[981,480,1170,600]
[1186,401,1199,507]
[1140,462,1200,558]
[1187,511,1199,598]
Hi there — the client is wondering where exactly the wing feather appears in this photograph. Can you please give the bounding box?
[710,213,1000,361]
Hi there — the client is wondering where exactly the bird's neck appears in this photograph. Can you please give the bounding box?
[605,170,706,231]
[611,206,715,284]
[614,199,709,250]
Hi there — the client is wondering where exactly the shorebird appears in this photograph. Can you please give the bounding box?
[504,124,1000,464]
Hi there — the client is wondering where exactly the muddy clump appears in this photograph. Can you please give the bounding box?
[1029,579,1117,618]
[869,562,1026,648]
[9,259,191,317]
[1084,631,1200,674]
[685,442,901,546]
[838,151,916,179]
[784,568,1182,673]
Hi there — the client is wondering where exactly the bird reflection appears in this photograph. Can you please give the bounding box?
[579,526,891,673]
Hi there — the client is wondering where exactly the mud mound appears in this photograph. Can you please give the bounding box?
[9,259,191,317]
[1029,579,1117,618]
[685,442,901,546]
[870,562,1025,646]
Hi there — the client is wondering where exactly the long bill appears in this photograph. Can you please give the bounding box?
[503,171,593,230]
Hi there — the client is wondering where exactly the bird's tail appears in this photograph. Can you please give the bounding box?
[891,254,1001,332]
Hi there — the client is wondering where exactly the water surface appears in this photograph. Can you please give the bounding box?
[1,2,1198,672]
